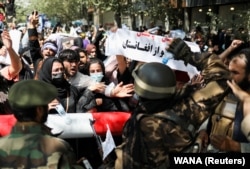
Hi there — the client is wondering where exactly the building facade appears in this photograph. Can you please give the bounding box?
[90,0,250,33]
[184,0,250,32]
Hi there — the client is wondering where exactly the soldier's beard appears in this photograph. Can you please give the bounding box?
[238,77,250,91]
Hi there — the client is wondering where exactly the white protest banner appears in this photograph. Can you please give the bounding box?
[105,29,167,63]
[105,29,200,78]
[105,29,200,62]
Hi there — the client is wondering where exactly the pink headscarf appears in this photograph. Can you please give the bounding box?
[85,44,96,54]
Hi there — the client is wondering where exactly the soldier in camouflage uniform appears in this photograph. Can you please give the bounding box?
[167,39,250,153]
[0,80,83,169]
[197,48,250,153]
[114,38,234,168]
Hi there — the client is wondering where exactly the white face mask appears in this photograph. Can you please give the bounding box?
[90,72,104,82]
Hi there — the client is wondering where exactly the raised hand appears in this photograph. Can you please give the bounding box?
[28,10,39,28]
[1,30,12,50]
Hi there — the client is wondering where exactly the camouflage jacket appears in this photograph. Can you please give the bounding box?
[0,122,83,169]
[118,109,194,169]
[169,39,249,150]
[117,40,231,169]
[139,114,192,166]
[168,40,231,129]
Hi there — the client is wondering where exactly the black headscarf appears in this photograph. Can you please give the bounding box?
[0,75,13,114]
[38,57,70,98]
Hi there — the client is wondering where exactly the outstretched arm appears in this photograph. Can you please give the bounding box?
[27,10,43,73]
[1,30,22,77]
[219,39,243,63]
[166,38,211,70]
[111,82,134,98]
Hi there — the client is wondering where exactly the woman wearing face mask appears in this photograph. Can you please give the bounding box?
[37,57,99,161]
[77,57,131,112]
[37,57,84,113]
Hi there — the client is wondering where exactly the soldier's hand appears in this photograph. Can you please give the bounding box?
[166,38,192,65]
[210,134,240,152]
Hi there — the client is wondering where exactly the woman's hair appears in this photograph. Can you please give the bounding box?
[85,58,110,84]
[86,58,105,75]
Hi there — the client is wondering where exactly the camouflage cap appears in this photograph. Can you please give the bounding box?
[8,80,57,109]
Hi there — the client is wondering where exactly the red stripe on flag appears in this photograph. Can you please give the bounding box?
[0,114,17,137]
[0,112,131,137]
[92,112,131,136]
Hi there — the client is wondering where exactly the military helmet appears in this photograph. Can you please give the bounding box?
[132,62,176,99]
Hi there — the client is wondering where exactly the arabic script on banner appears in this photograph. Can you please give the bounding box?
[105,29,200,64]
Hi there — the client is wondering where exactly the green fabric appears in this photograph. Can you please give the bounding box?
[8,79,57,109]
[0,122,83,168]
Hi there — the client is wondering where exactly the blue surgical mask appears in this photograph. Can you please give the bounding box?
[90,72,104,82]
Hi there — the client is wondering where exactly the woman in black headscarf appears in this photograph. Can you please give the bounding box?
[37,56,97,161]
[38,57,80,113]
